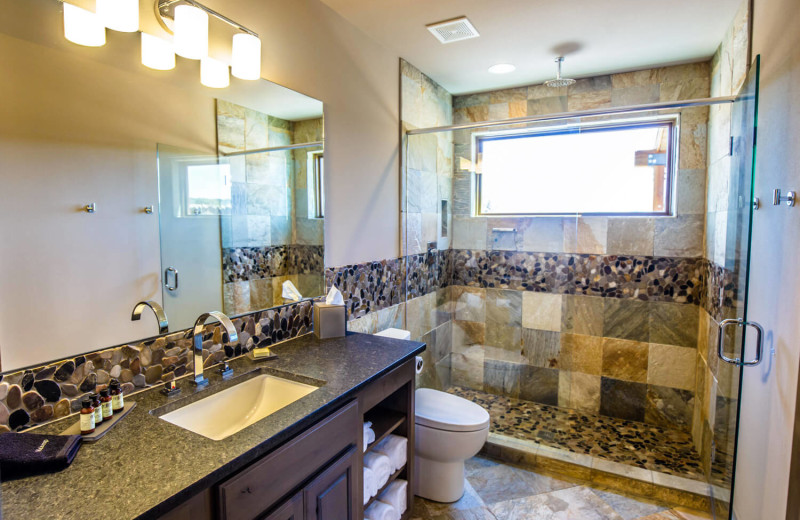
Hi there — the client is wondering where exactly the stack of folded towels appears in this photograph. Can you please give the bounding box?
[364,479,408,520]
[363,434,409,511]
[363,421,376,451]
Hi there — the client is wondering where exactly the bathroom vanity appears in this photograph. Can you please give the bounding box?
[0,332,424,520]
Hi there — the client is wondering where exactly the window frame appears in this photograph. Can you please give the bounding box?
[473,116,679,218]
[307,150,325,219]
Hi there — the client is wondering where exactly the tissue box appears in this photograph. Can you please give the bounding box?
[313,302,346,339]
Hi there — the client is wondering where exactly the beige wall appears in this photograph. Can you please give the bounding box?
[0,0,400,370]
[733,0,800,518]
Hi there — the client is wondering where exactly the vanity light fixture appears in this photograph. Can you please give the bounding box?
[141,33,176,70]
[488,63,515,74]
[173,4,208,59]
[63,3,106,47]
[97,0,140,33]
[200,56,230,88]
[231,33,261,80]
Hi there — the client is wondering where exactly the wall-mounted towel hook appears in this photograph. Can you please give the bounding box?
[773,189,795,207]
[84,203,96,213]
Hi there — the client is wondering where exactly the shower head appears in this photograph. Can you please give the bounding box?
[544,57,576,88]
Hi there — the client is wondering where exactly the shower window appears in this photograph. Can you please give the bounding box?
[475,118,676,216]
[184,163,232,216]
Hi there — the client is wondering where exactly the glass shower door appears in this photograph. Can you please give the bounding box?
[711,55,761,519]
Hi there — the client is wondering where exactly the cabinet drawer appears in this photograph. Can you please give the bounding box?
[218,401,358,520]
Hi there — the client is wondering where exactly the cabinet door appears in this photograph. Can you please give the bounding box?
[262,492,303,520]
[304,447,357,520]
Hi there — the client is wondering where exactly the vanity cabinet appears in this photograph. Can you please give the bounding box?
[156,357,417,520]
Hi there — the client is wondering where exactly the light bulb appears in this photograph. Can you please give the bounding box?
[174,4,208,60]
[97,0,139,32]
[231,33,261,80]
[63,3,106,47]
[141,33,175,71]
[201,56,230,88]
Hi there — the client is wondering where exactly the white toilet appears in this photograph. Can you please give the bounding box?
[373,328,490,503]
[413,388,490,502]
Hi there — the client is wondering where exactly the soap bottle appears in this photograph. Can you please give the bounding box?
[99,389,113,420]
[109,379,124,413]
[80,399,96,435]
[91,393,103,425]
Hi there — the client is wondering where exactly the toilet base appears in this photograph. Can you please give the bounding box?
[414,456,466,503]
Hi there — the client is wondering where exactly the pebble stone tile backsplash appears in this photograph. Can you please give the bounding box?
[0,300,313,432]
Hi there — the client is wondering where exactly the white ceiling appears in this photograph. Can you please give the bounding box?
[319,0,744,95]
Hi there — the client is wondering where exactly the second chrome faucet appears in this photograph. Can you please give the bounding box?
[192,311,239,387]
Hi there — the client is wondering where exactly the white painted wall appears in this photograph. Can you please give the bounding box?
[732,1,800,518]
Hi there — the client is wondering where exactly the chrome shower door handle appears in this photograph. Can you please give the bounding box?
[164,266,179,292]
[717,318,764,366]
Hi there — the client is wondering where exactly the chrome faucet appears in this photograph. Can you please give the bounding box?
[131,301,169,334]
[192,311,238,387]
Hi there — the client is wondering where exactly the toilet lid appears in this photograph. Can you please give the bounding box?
[415,388,490,432]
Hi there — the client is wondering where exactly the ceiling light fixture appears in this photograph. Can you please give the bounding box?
[200,56,230,88]
[488,64,515,74]
[141,33,176,70]
[97,0,139,33]
[231,33,261,80]
[63,3,106,47]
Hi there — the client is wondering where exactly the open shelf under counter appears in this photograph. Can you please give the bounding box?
[363,465,407,511]
[364,408,406,455]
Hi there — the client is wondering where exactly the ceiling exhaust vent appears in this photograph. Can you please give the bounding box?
[426,17,479,44]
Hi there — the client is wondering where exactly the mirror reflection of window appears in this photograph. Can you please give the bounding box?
[185,163,232,216]
[308,151,325,219]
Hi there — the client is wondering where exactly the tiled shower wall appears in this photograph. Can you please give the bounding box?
[441,61,713,434]
[695,0,750,484]
[216,100,325,314]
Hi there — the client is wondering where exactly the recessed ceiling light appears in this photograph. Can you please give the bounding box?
[488,63,515,74]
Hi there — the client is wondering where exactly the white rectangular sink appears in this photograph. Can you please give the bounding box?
[160,374,319,440]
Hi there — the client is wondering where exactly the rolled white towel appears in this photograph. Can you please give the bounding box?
[364,500,399,520]
[363,421,376,451]
[363,466,378,504]
[378,479,408,515]
[363,452,392,489]
[374,434,407,472]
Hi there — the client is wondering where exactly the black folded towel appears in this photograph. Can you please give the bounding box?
[0,432,82,481]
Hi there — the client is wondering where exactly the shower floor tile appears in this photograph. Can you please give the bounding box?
[448,386,706,482]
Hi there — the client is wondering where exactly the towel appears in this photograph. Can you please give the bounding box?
[363,451,392,490]
[363,466,378,504]
[0,433,82,481]
[374,434,407,472]
[364,500,399,520]
[363,421,376,451]
[378,479,408,515]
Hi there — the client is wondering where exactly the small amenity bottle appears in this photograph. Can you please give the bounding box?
[99,389,113,420]
[80,399,96,435]
[109,379,124,413]
[91,393,103,425]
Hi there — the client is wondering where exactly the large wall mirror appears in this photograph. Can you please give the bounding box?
[0,0,324,372]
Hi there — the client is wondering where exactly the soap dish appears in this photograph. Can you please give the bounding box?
[245,347,278,362]
[60,402,136,442]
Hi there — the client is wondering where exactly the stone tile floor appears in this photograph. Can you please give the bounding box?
[410,456,713,520]
[448,387,708,482]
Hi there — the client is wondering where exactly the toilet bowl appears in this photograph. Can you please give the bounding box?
[372,328,490,502]
[414,388,490,503]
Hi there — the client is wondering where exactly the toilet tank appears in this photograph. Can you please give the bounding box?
[373,328,411,340]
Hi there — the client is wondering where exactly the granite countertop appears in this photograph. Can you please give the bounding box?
[1,332,425,520]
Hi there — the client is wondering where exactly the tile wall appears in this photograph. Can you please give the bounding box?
[217,100,325,314]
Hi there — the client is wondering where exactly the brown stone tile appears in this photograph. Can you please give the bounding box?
[561,295,605,337]
[467,463,537,505]
[607,218,655,256]
[489,486,622,520]
[649,302,699,349]
[520,366,559,405]
[486,289,522,326]
[603,299,650,342]
[484,360,521,398]
[648,344,696,390]
[522,329,561,368]
[645,385,695,431]
[486,324,522,351]
[602,338,649,383]
[560,333,604,375]
[600,378,647,422]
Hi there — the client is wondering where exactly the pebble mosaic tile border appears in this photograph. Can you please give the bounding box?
[0,301,313,432]
[223,245,324,283]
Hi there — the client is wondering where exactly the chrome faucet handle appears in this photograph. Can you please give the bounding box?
[161,380,181,397]
[131,300,169,334]
[218,362,234,379]
[191,311,239,387]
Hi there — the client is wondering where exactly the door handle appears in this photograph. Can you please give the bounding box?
[717,318,764,366]
[164,266,179,292]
